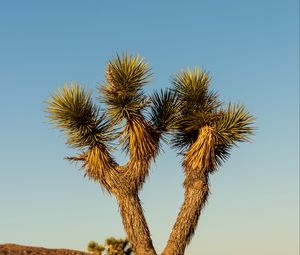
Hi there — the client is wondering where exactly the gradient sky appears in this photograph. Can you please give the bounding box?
[0,1,299,254]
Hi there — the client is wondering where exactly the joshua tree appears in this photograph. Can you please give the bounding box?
[46,53,254,255]
[46,53,177,255]
[161,68,255,255]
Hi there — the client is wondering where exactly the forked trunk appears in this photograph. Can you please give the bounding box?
[161,174,209,255]
[116,193,157,255]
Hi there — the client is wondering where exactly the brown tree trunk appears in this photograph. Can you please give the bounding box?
[161,175,209,255]
[116,193,157,255]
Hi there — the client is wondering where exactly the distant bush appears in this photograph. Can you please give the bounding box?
[88,237,132,255]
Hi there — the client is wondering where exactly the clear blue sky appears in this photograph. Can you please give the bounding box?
[0,1,298,254]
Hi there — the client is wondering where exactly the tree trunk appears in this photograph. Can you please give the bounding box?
[161,175,209,255]
[116,193,157,255]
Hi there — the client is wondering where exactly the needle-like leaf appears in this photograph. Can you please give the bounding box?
[99,52,151,124]
[46,82,114,149]
[149,89,180,136]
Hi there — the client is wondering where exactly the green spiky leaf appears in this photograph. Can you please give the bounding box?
[172,67,221,113]
[215,103,255,146]
[46,83,114,149]
[170,68,223,151]
[99,52,151,123]
[149,89,179,135]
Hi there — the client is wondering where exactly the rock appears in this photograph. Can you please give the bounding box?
[0,243,89,255]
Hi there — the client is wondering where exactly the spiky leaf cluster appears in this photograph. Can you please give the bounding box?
[171,67,255,166]
[149,89,179,137]
[46,83,114,149]
[100,53,151,123]
[214,103,255,146]
[212,103,255,165]
[171,68,221,151]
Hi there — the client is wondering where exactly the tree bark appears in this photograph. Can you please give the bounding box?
[116,193,157,255]
[161,175,209,255]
